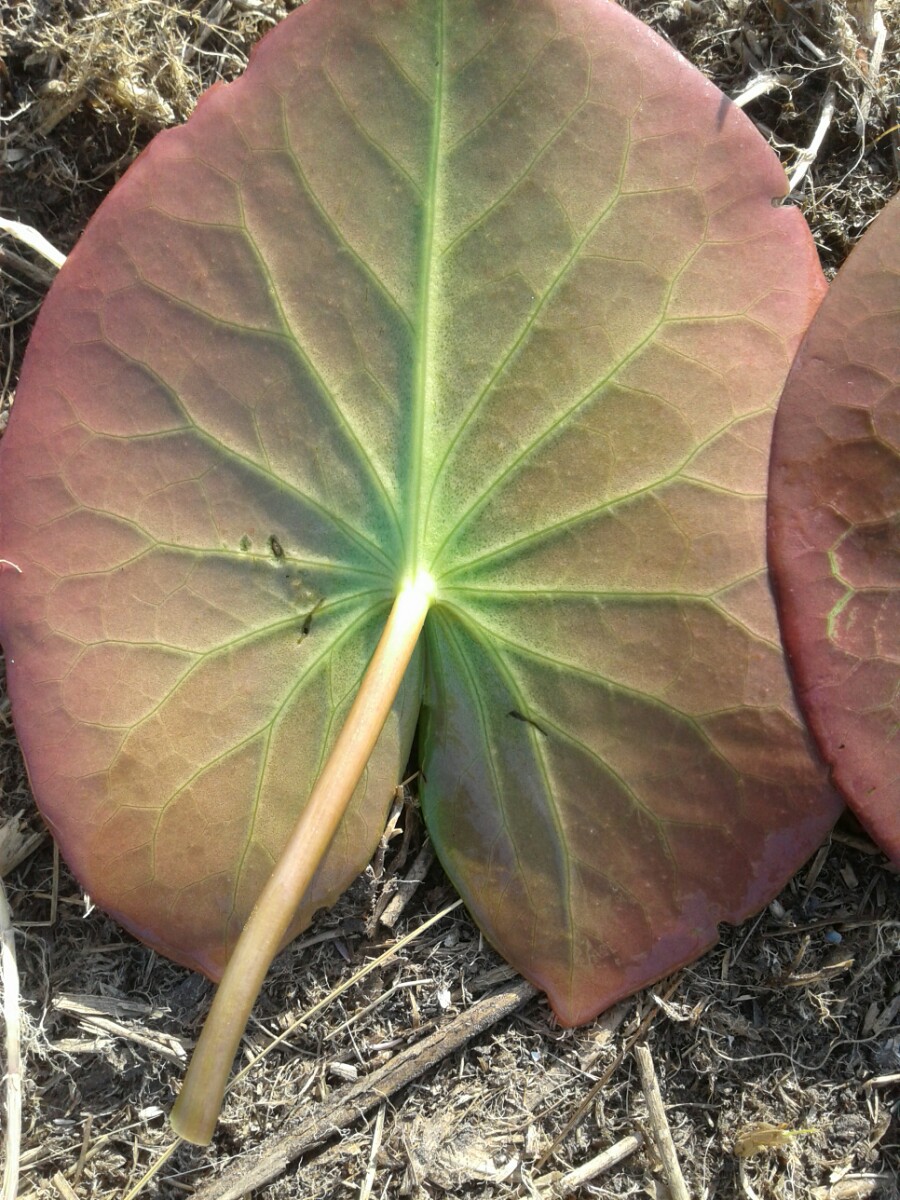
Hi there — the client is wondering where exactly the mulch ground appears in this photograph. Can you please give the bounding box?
[1,2,898,1197]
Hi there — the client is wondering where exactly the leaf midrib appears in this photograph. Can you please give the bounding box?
[406,0,445,578]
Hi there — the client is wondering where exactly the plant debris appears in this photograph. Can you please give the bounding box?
[1,1,898,1196]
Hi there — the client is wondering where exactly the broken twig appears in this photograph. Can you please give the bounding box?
[0,217,66,270]
[192,979,537,1200]
[789,83,837,192]
[634,1043,691,1200]
[0,877,21,1200]
[533,1132,643,1198]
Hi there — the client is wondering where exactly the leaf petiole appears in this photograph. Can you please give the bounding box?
[170,571,435,1145]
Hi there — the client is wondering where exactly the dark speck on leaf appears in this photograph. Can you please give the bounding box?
[268,534,284,559]
[297,599,324,642]
[508,710,548,737]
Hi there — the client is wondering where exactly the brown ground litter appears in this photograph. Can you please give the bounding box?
[1,2,898,1197]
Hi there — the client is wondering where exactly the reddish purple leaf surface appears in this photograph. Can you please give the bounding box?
[0,0,840,1024]
[769,194,900,865]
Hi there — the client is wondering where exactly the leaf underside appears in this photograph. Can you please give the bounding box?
[769,193,900,866]
[0,0,841,1023]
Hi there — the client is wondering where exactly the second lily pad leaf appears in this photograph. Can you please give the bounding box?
[769,193,900,866]
[0,0,841,1025]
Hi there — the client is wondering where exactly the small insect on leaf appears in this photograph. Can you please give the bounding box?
[733,1123,817,1158]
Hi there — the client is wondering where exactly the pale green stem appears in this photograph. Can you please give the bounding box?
[171,571,435,1145]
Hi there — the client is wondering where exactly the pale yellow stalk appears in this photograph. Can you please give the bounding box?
[171,572,435,1145]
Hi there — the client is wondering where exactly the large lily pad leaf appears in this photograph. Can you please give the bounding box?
[0,0,840,1023]
[769,193,900,865]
